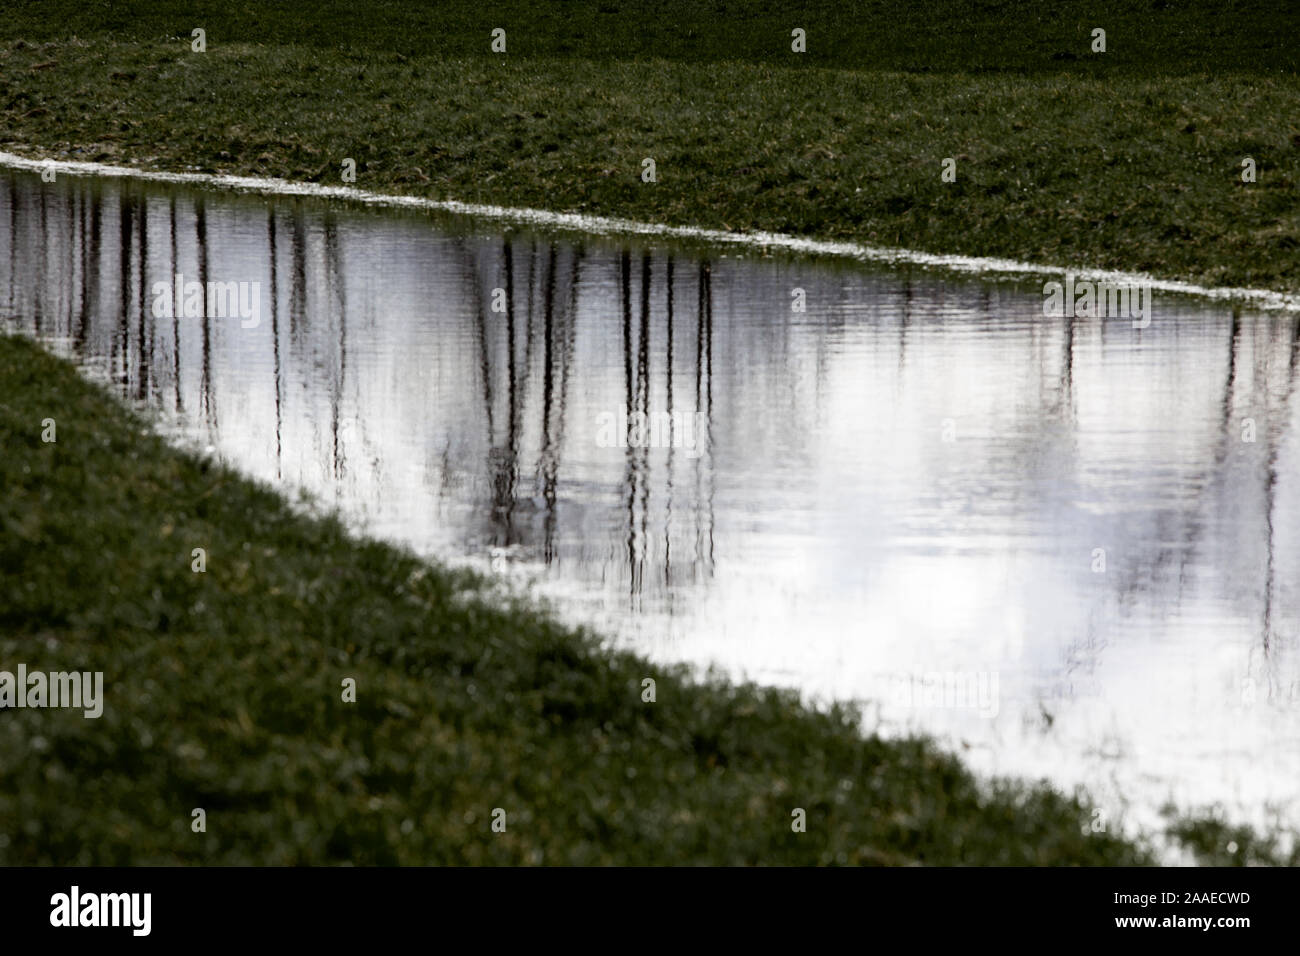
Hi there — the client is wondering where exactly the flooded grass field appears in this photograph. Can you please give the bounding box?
[4,168,1298,842]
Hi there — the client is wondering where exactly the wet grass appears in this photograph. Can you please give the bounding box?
[0,2,1295,291]
[0,330,1159,865]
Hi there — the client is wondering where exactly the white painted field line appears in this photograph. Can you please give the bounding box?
[3,150,1297,312]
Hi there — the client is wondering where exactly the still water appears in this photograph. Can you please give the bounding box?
[3,169,1298,840]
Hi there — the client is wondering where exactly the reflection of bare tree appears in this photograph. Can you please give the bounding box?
[625,253,653,598]
[490,237,520,539]
[323,214,348,486]
[639,255,652,587]
[167,196,180,412]
[1060,312,1076,416]
[288,208,308,344]
[1218,311,1243,455]
[113,188,133,388]
[460,237,496,447]
[135,192,152,402]
[898,272,911,373]
[459,236,524,541]
[60,181,77,344]
[539,247,560,562]
[195,197,215,431]
[619,252,717,592]
[32,181,47,336]
[536,243,583,564]
[1207,310,1292,656]
[458,236,582,556]
[696,259,715,578]
[621,250,642,598]
[1260,316,1300,653]
[663,256,675,583]
[268,209,283,479]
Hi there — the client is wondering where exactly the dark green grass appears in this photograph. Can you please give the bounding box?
[4,0,1297,73]
[0,3,1296,292]
[0,331,1162,865]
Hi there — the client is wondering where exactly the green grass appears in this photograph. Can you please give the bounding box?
[0,2,1296,291]
[0,330,1163,865]
[3,0,1296,73]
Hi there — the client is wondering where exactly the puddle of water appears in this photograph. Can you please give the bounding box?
[3,169,1298,841]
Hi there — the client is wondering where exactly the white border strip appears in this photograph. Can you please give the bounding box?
[4,150,1297,312]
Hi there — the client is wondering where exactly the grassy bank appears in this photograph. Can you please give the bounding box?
[0,2,1296,292]
[0,330,1161,865]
